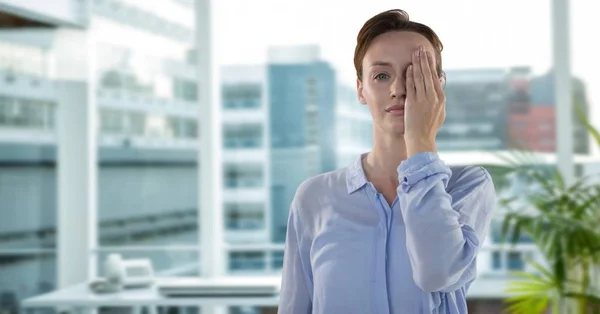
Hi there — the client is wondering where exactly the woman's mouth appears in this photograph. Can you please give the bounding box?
[386,105,404,115]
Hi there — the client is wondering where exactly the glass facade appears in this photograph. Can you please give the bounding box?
[269,61,337,243]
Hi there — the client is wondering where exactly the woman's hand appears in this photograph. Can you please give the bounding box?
[404,46,446,156]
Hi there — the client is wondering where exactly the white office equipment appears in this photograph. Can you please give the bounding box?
[157,276,281,297]
[104,254,155,288]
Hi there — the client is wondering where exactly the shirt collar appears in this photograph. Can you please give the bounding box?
[345,152,369,194]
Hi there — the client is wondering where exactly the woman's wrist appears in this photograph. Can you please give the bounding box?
[405,136,437,157]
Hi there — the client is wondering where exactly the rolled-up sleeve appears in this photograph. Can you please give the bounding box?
[278,206,313,313]
[397,152,496,293]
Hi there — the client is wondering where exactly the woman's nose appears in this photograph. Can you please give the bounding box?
[391,78,406,98]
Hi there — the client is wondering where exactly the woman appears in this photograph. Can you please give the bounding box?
[278,9,496,314]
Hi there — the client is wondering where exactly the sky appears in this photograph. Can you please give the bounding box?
[212,0,599,131]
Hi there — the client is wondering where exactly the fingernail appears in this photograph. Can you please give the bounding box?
[414,49,419,57]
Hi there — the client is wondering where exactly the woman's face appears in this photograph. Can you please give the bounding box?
[357,31,438,136]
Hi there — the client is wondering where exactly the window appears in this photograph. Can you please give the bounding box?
[492,251,502,270]
[225,208,264,230]
[173,78,197,102]
[224,166,263,188]
[228,251,266,271]
[507,252,525,271]
[0,98,54,130]
[100,109,124,134]
[271,251,284,270]
[0,41,47,77]
[222,84,262,109]
[224,125,262,148]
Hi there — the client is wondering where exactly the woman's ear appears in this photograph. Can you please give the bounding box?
[357,79,367,105]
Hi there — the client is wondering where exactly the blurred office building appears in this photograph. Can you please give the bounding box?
[267,45,337,244]
[440,67,590,153]
[0,0,203,307]
[439,68,512,151]
[220,46,375,274]
[335,84,373,167]
[220,64,279,273]
[508,69,590,154]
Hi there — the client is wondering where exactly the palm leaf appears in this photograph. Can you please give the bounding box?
[496,114,600,313]
[575,103,600,147]
[504,260,559,314]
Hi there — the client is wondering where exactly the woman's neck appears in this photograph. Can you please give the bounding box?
[363,130,408,184]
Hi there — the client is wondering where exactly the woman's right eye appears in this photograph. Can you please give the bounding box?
[375,73,389,81]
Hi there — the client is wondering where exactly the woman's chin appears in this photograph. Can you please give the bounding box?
[385,124,405,137]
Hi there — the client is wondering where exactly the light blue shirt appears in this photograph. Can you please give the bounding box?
[278,152,496,314]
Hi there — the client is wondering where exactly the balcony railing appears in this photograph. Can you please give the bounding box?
[0,71,55,102]
[223,188,266,203]
[222,109,265,125]
[226,220,265,230]
[225,178,264,189]
[97,89,197,118]
[224,138,262,149]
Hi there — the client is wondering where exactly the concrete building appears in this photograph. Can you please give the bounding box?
[0,0,207,308]
[438,68,512,151]
[509,70,590,154]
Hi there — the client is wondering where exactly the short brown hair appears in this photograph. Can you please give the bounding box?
[354,9,445,82]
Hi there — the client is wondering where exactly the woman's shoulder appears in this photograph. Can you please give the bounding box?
[289,167,352,235]
[291,168,347,211]
[297,167,346,196]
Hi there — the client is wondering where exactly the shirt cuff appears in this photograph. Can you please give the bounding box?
[398,152,451,192]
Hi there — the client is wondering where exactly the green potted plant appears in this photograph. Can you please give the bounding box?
[482,108,600,314]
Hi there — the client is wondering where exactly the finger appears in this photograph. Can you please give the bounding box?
[427,51,444,97]
[441,105,447,125]
[412,48,425,98]
[406,64,415,101]
[426,50,438,80]
[420,49,435,94]
[439,102,446,121]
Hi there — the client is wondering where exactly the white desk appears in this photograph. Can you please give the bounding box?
[21,278,280,310]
